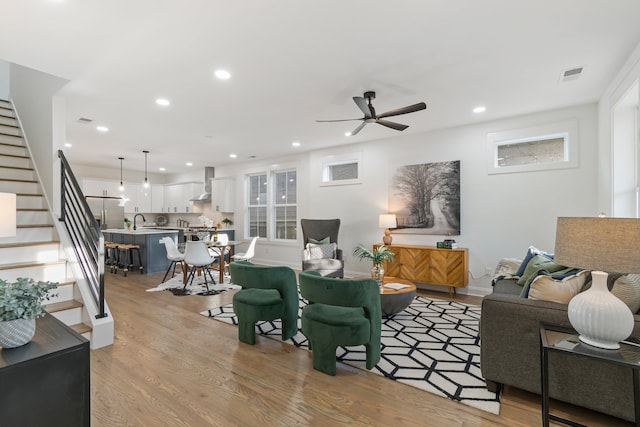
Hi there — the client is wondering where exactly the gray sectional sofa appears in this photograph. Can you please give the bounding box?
[480,277,640,422]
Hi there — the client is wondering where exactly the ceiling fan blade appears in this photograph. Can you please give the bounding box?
[349,121,367,136]
[377,102,427,119]
[316,118,364,122]
[353,96,373,119]
[376,119,409,131]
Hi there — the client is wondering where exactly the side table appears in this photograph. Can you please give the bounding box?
[0,315,90,426]
[539,322,640,427]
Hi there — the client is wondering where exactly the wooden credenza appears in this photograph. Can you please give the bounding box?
[374,243,468,296]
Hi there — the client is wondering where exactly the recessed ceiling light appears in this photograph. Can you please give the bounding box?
[64,143,72,148]
[155,98,170,106]
[214,69,231,80]
[229,153,237,159]
[159,167,166,171]
[473,106,486,114]
[345,132,352,137]
[292,141,301,147]
[186,162,193,166]
[96,126,109,132]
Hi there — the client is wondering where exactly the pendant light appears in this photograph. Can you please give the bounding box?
[143,150,150,188]
[118,157,125,192]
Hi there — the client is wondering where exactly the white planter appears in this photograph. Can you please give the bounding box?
[0,318,36,349]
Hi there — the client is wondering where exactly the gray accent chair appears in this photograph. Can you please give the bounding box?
[301,219,344,278]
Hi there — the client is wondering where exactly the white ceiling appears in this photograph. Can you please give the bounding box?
[2,0,640,175]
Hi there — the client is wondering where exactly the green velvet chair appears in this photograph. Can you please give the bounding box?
[229,261,298,345]
[298,270,381,375]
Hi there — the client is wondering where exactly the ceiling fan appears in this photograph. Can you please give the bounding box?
[317,91,427,136]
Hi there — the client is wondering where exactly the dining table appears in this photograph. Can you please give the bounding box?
[206,240,236,284]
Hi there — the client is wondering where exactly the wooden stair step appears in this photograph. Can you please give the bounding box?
[0,260,65,271]
[17,208,48,212]
[16,224,53,229]
[0,165,33,171]
[0,240,60,249]
[46,299,83,313]
[0,151,28,159]
[0,177,37,183]
[69,323,92,335]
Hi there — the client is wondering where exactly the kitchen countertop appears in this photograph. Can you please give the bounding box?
[103,228,179,235]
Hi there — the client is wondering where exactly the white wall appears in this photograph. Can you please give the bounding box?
[9,63,68,207]
[182,103,598,296]
[0,59,9,99]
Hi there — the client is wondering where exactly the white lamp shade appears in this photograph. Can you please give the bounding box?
[379,214,397,229]
[0,192,17,237]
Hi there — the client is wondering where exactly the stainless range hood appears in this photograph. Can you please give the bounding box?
[190,166,214,202]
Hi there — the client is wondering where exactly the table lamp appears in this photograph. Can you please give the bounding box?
[379,214,397,245]
[554,217,640,349]
[0,192,17,237]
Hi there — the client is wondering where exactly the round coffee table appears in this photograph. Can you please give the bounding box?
[379,276,416,317]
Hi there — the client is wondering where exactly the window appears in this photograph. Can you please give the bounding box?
[247,174,267,238]
[246,169,297,241]
[487,120,578,174]
[274,170,297,240]
[320,152,362,185]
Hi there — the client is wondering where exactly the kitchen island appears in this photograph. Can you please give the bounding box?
[103,228,178,274]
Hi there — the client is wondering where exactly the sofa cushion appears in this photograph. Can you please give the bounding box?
[307,242,337,259]
[492,278,522,296]
[527,270,588,304]
[514,246,554,277]
[611,274,640,314]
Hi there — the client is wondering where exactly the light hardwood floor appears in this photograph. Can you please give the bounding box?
[90,271,633,427]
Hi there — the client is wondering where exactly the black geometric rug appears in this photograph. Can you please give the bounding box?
[201,295,500,414]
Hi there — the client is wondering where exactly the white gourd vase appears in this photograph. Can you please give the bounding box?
[567,271,634,349]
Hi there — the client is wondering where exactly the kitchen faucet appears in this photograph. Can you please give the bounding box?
[133,213,146,231]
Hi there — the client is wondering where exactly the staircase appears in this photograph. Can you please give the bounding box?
[0,99,93,341]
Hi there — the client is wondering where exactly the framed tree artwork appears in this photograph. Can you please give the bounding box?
[389,160,460,235]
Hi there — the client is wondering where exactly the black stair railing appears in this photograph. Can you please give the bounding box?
[58,150,107,319]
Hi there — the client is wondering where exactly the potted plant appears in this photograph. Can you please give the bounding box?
[124,217,132,231]
[0,278,58,348]
[352,244,395,281]
[221,217,233,228]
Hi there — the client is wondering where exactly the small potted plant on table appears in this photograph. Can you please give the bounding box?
[0,278,58,348]
[221,217,233,228]
[352,244,395,282]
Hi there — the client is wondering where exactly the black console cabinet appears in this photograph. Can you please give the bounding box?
[0,315,90,426]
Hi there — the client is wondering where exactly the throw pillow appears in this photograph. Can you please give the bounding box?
[611,274,640,314]
[527,270,588,304]
[517,254,563,286]
[308,236,330,245]
[514,246,555,277]
[307,243,337,259]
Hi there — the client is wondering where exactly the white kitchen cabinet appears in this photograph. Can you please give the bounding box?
[82,179,123,197]
[151,185,165,213]
[121,183,153,213]
[164,182,202,213]
[210,178,235,212]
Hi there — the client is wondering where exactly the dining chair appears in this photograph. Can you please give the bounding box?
[232,236,258,262]
[183,240,217,291]
[161,236,185,283]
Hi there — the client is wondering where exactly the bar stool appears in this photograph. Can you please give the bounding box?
[104,242,120,274]
[117,244,144,276]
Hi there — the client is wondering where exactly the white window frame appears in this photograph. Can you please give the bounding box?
[271,169,297,241]
[487,119,579,174]
[320,152,362,186]
[244,168,298,242]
